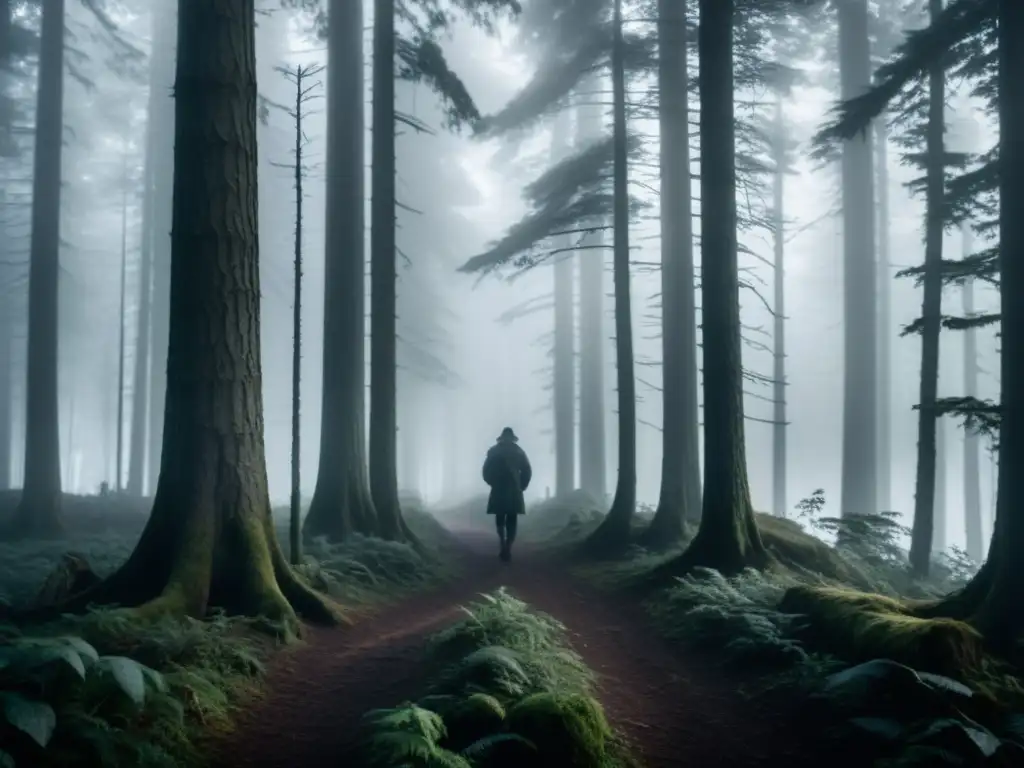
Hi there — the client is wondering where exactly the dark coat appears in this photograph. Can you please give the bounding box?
[483,439,532,517]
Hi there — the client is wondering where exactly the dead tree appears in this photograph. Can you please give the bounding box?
[272,62,325,566]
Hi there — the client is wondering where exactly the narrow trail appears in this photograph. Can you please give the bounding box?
[212,532,844,768]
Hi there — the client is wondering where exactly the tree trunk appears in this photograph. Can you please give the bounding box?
[304,0,377,542]
[290,68,304,567]
[51,0,340,632]
[932,412,947,553]
[116,153,129,492]
[655,0,766,577]
[908,0,945,578]
[552,109,575,498]
[576,74,607,503]
[369,0,408,541]
[127,12,166,497]
[837,0,878,517]
[14,0,64,536]
[146,1,177,497]
[971,0,1024,644]
[875,117,892,512]
[961,225,983,562]
[582,0,636,556]
[643,0,700,548]
[771,90,787,519]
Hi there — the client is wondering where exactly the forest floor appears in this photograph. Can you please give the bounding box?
[211,530,862,768]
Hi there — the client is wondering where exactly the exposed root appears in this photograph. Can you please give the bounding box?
[270,539,347,629]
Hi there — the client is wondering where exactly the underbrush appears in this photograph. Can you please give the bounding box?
[0,492,456,766]
[567,488,1020,766]
[358,588,637,767]
[0,609,266,768]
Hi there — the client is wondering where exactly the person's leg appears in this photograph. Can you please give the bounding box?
[506,513,518,550]
[495,512,507,556]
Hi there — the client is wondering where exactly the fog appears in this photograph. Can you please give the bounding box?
[0,2,1001,554]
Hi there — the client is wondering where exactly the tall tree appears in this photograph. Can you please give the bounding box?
[642,0,701,547]
[651,0,767,578]
[582,0,637,555]
[127,4,169,497]
[771,84,788,519]
[145,0,178,497]
[908,0,947,577]
[961,223,983,562]
[13,0,65,536]
[53,0,340,630]
[837,0,878,517]
[576,74,607,503]
[551,108,576,498]
[304,0,378,541]
[369,0,405,540]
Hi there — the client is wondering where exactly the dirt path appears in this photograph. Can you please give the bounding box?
[211,532,846,768]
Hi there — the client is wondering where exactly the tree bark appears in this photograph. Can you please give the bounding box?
[583,0,636,556]
[643,0,700,548]
[146,1,177,497]
[369,0,408,541]
[908,0,945,578]
[961,225,983,562]
[52,0,341,631]
[656,0,766,577]
[305,0,378,542]
[837,0,878,517]
[771,90,787,519]
[971,0,1024,644]
[304,1,377,541]
[551,109,576,498]
[933,412,947,553]
[576,74,606,503]
[14,0,65,536]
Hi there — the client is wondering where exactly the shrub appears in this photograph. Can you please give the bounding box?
[360,588,635,767]
[0,610,264,768]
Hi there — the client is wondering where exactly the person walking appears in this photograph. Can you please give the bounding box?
[482,427,532,562]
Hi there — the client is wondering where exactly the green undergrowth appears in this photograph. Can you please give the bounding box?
[0,609,267,768]
[0,493,457,767]
[549,489,1023,766]
[289,506,454,608]
[358,588,638,768]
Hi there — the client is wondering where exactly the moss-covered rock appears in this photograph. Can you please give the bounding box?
[504,692,611,767]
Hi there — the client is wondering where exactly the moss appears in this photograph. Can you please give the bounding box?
[780,585,987,679]
[504,692,611,767]
[756,514,875,587]
[441,693,506,751]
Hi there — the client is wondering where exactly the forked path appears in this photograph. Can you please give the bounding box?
[211,533,843,768]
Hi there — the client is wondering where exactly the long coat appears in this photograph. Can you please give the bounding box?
[482,439,532,517]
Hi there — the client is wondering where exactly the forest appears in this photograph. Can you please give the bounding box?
[0,0,1021,766]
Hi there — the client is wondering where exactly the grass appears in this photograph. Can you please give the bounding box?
[358,588,639,767]
[0,489,456,768]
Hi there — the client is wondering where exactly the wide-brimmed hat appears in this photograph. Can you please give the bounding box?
[497,427,518,442]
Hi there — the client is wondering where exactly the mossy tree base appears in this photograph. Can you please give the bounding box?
[48,494,343,636]
[638,501,689,551]
[579,482,636,559]
[303,473,378,543]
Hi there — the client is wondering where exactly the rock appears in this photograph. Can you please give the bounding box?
[34,552,101,607]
